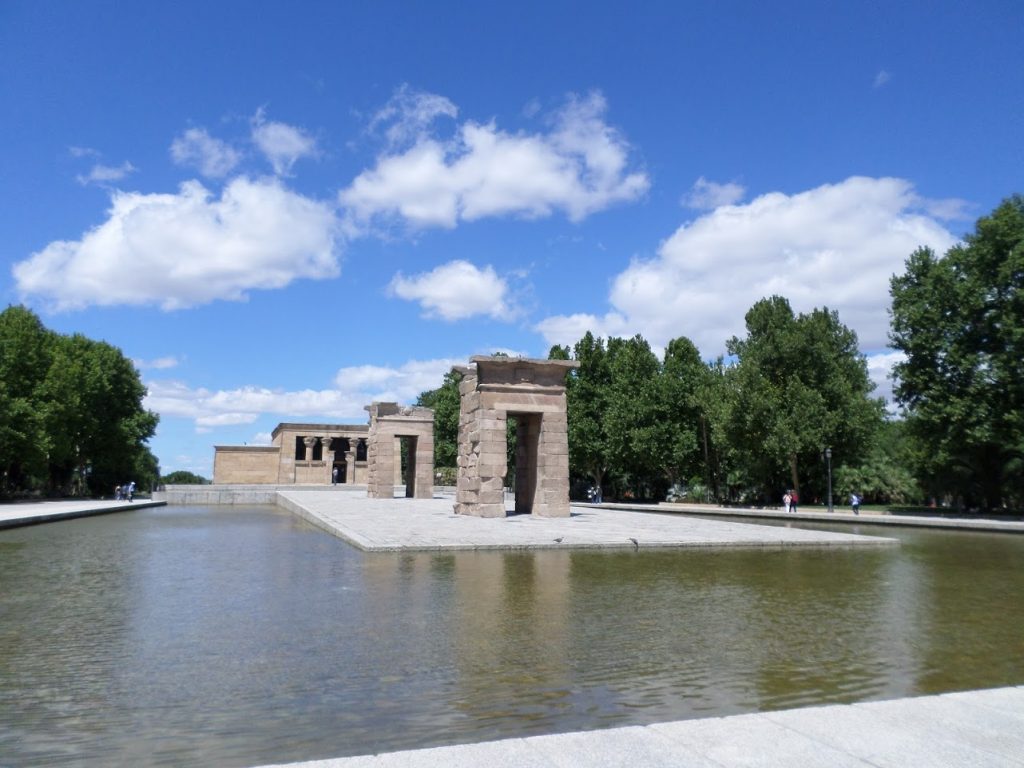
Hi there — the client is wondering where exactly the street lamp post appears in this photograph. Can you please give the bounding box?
[825,447,833,513]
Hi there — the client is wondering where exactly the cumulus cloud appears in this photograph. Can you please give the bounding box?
[388,260,513,321]
[684,176,746,210]
[170,127,242,178]
[340,90,648,231]
[76,161,137,186]
[251,108,319,175]
[536,176,960,357]
[368,84,458,149]
[144,357,461,431]
[145,380,367,427]
[333,357,463,402]
[874,70,891,88]
[13,176,341,311]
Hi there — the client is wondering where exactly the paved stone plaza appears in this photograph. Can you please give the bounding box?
[276,488,898,552]
[255,686,1024,768]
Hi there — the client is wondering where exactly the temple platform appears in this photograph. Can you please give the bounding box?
[275,488,898,552]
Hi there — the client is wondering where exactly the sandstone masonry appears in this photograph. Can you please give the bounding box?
[454,356,578,518]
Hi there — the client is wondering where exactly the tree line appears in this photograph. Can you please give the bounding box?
[0,306,160,498]
[419,196,1024,510]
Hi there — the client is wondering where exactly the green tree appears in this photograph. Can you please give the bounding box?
[726,296,883,502]
[695,357,735,502]
[39,333,159,495]
[604,335,663,496]
[890,195,1024,508]
[653,337,706,489]
[416,369,462,469]
[0,306,54,491]
[834,420,921,505]
[0,306,159,497]
[161,470,210,485]
[559,332,613,495]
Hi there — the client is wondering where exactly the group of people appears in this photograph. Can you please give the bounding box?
[114,481,136,501]
[782,489,862,514]
[782,490,799,513]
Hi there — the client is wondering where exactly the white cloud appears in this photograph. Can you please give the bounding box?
[340,91,648,231]
[368,84,458,149]
[134,356,181,370]
[251,108,318,176]
[69,146,101,158]
[866,350,905,410]
[76,161,137,186]
[13,176,341,311]
[334,357,462,402]
[874,70,891,88]
[683,176,746,210]
[534,311,630,351]
[536,176,960,357]
[250,431,273,446]
[144,357,461,431]
[915,195,973,221]
[145,380,369,427]
[388,260,513,321]
[170,127,242,178]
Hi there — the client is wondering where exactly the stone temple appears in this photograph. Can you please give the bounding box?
[213,422,370,485]
[212,402,434,494]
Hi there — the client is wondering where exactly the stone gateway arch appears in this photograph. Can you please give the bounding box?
[454,356,579,518]
[365,402,435,499]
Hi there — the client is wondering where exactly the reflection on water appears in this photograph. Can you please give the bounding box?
[1,506,1022,766]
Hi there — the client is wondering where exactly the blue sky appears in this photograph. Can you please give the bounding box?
[2,1,1021,478]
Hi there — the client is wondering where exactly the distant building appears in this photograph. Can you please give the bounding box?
[213,422,369,485]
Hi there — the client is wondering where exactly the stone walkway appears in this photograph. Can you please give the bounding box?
[276,489,897,552]
[644,502,1024,534]
[0,498,164,529]
[254,686,1024,768]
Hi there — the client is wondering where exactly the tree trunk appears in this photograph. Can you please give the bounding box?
[789,453,800,494]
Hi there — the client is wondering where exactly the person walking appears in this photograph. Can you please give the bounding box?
[790,490,798,514]
[332,466,338,486]
[783,491,792,513]
[851,492,860,515]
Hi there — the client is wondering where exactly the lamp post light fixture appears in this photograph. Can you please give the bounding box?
[825,447,833,513]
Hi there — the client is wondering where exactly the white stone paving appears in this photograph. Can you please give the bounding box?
[0,498,162,528]
[253,686,1024,768]
[276,488,898,552]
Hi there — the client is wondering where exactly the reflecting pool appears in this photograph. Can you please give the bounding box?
[1,505,1022,766]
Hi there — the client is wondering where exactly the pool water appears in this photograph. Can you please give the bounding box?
[1,505,1022,766]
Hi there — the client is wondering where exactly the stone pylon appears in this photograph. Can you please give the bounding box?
[454,356,578,517]
[365,402,435,499]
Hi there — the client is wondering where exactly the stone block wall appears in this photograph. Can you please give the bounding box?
[212,446,281,484]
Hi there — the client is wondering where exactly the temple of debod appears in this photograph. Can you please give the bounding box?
[212,404,435,498]
[211,356,579,517]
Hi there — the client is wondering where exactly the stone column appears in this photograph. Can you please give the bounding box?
[394,437,403,488]
[322,436,335,483]
[303,436,317,461]
[344,438,357,484]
